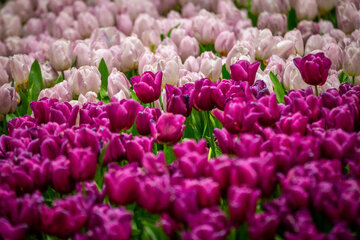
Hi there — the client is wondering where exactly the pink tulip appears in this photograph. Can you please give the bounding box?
[9,54,34,85]
[0,83,17,121]
[48,39,73,72]
[257,12,287,36]
[215,31,236,55]
[67,66,101,96]
[77,12,99,38]
[116,14,133,36]
[107,68,131,98]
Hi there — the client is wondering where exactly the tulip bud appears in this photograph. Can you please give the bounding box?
[293,52,332,86]
[0,218,27,240]
[191,78,226,111]
[131,71,162,103]
[251,0,290,14]
[48,39,73,72]
[199,52,222,82]
[283,56,310,90]
[230,60,260,85]
[150,113,186,145]
[165,84,193,117]
[136,107,162,136]
[284,29,305,56]
[255,29,275,60]
[69,147,97,181]
[116,36,145,72]
[142,151,168,175]
[138,175,172,213]
[116,14,133,35]
[179,36,200,61]
[93,4,114,27]
[336,0,360,34]
[38,80,73,102]
[106,99,143,133]
[323,43,343,70]
[195,179,221,207]
[257,12,287,36]
[230,160,258,187]
[9,54,34,86]
[107,68,131,99]
[342,41,360,77]
[0,83,17,121]
[72,41,93,68]
[297,20,320,42]
[67,66,101,96]
[51,156,74,194]
[192,14,224,44]
[226,41,255,72]
[228,186,260,224]
[294,0,318,20]
[77,12,99,38]
[214,31,236,55]
[1,14,22,38]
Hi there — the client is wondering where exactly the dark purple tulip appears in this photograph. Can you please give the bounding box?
[136,107,162,136]
[69,147,97,181]
[137,175,172,213]
[327,105,355,132]
[131,71,162,103]
[328,223,356,240]
[40,137,60,160]
[191,78,225,111]
[165,84,193,117]
[230,60,260,85]
[248,213,279,240]
[161,214,182,238]
[209,156,232,189]
[322,129,356,159]
[194,178,221,208]
[228,186,260,224]
[173,139,208,158]
[51,156,74,194]
[150,113,186,145]
[0,218,27,240]
[172,185,199,222]
[293,52,331,86]
[106,99,143,133]
[251,80,270,99]
[103,134,127,165]
[321,89,342,110]
[141,152,169,175]
[73,128,100,153]
[278,112,309,136]
[105,163,143,205]
[213,100,263,134]
[178,152,209,178]
[85,204,132,240]
[40,195,88,238]
[230,160,258,188]
[125,136,153,163]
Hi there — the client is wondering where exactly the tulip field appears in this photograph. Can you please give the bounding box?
[1,0,360,239]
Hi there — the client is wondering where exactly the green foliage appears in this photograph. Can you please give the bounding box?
[222,64,231,80]
[97,58,110,103]
[269,71,286,104]
[338,71,351,84]
[287,8,298,30]
[55,73,64,84]
[27,60,43,114]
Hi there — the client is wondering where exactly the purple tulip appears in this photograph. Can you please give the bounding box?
[178,152,209,178]
[137,175,172,213]
[141,152,169,175]
[278,112,309,136]
[194,178,221,208]
[248,213,279,240]
[327,105,355,132]
[40,137,60,160]
[69,147,97,181]
[209,156,233,189]
[40,195,88,238]
[131,71,162,103]
[105,163,143,205]
[251,80,270,99]
[106,99,143,133]
[136,107,162,136]
[228,186,260,224]
[165,84,193,117]
[51,156,74,194]
[172,185,199,222]
[191,78,225,111]
[230,60,260,85]
[230,160,258,188]
[0,218,27,240]
[103,133,127,165]
[293,52,332,86]
[173,139,208,158]
[125,136,153,163]
[150,113,186,145]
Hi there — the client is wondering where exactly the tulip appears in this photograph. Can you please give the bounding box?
[137,175,172,213]
[192,14,224,45]
[142,151,168,175]
[67,66,101,96]
[150,113,185,145]
[191,78,226,111]
[293,53,331,95]
[105,163,143,205]
[69,147,97,181]
[48,39,73,72]
[165,84,193,117]
[284,29,305,56]
[199,52,222,82]
[228,186,260,224]
[0,84,17,122]
[1,14,22,38]
[251,0,290,14]
[336,0,360,34]
[0,218,27,240]
[106,99,143,133]
[131,71,162,103]
[179,36,200,61]
[226,41,255,72]
[248,213,279,240]
[173,139,209,157]
[294,0,318,20]
[72,41,93,68]
[136,107,162,136]
[93,4,114,27]
[342,41,360,79]
[195,178,221,207]
[116,36,146,72]
[116,14,133,35]
[77,12,99,38]
[214,31,236,55]
[107,68,131,99]
[125,136,153,163]
[257,12,287,36]
[9,54,34,86]
[323,43,343,70]
[178,152,209,178]
[230,60,260,85]
[51,156,74,194]
[255,29,275,61]
[230,160,258,187]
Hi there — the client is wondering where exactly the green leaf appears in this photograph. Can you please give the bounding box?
[71,56,77,68]
[287,8,298,30]
[97,58,110,101]
[163,145,176,164]
[338,71,351,84]
[55,73,64,84]
[166,23,181,38]
[222,64,231,80]
[16,87,29,117]
[247,0,257,26]
[269,71,286,104]
[27,60,43,114]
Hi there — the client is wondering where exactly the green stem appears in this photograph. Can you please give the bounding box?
[163,144,175,164]
[315,85,319,97]
[61,71,65,81]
